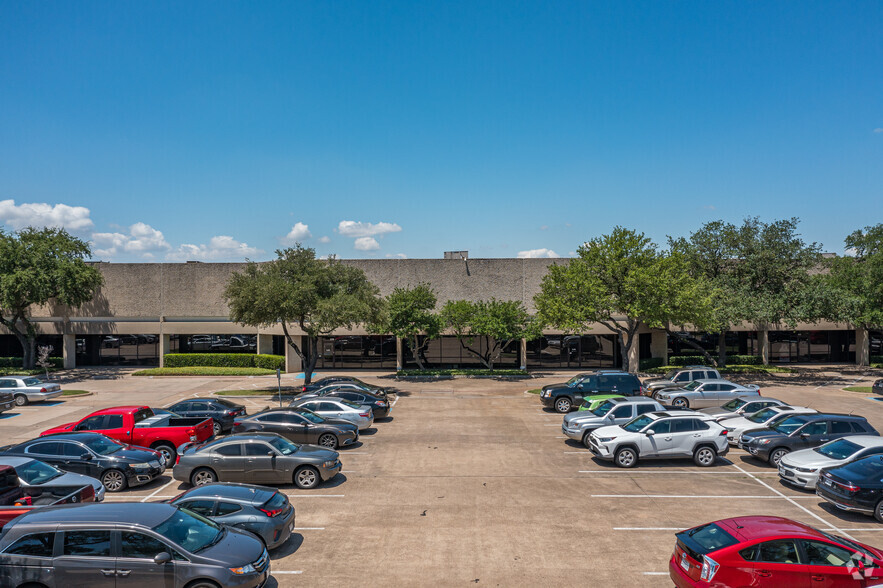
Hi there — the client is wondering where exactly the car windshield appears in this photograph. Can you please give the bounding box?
[622,415,655,433]
[17,460,64,484]
[771,415,813,435]
[298,409,325,423]
[82,436,124,455]
[591,401,615,416]
[22,378,42,387]
[268,436,299,455]
[819,530,877,560]
[683,381,702,391]
[748,408,780,423]
[154,507,222,553]
[664,370,679,379]
[815,439,862,460]
[721,398,746,411]
[565,375,583,386]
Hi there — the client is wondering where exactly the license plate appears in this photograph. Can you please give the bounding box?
[779,466,790,477]
[824,478,833,487]
[289,522,294,532]
[680,552,689,571]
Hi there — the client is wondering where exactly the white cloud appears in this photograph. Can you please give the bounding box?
[385,253,407,259]
[92,222,170,259]
[281,222,311,244]
[703,205,717,210]
[0,199,94,232]
[540,225,549,230]
[168,236,263,261]
[354,237,380,251]
[318,235,331,244]
[337,220,402,238]
[874,128,883,133]
[517,248,560,258]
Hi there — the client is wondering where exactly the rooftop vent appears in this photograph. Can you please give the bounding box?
[444,251,468,260]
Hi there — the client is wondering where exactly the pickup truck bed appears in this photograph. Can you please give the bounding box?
[0,465,95,529]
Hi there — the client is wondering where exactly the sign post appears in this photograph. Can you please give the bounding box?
[276,368,282,407]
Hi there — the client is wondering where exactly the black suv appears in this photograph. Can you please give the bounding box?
[539,371,643,413]
[740,413,878,466]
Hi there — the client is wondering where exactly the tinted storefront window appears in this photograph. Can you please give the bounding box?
[769,331,856,363]
[399,336,518,370]
[526,335,620,369]
[315,335,398,370]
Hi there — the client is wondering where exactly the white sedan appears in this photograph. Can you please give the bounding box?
[0,376,63,406]
[719,405,816,446]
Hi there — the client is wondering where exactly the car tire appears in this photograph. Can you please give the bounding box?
[874,499,883,524]
[190,467,217,487]
[153,443,176,464]
[294,466,321,489]
[672,397,689,409]
[317,433,338,449]
[101,469,128,492]
[614,447,638,468]
[554,398,572,413]
[211,420,222,436]
[693,445,716,467]
[769,448,789,466]
[13,394,28,407]
[583,432,593,449]
[185,581,221,588]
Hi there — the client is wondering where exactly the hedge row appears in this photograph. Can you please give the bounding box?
[0,357,63,368]
[638,357,664,371]
[872,355,883,364]
[668,354,762,366]
[163,353,285,370]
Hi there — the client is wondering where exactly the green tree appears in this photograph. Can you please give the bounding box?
[0,227,104,368]
[224,245,383,384]
[382,283,441,370]
[440,298,537,370]
[827,224,883,331]
[534,227,694,373]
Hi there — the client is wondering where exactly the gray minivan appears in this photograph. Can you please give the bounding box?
[0,502,270,588]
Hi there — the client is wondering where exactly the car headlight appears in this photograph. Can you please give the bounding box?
[323,460,338,468]
[597,437,616,443]
[129,462,151,468]
[657,395,669,400]
[543,391,551,397]
[230,564,256,575]
[794,466,818,473]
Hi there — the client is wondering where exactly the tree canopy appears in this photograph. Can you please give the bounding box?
[827,224,883,331]
[382,283,441,370]
[440,298,537,370]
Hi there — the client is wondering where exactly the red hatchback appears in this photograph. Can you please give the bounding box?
[670,516,883,587]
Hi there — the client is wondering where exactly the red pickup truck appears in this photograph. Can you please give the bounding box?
[0,465,95,530]
[41,406,214,462]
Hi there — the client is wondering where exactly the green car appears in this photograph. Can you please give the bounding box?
[578,394,626,411]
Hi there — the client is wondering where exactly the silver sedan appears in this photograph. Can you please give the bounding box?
[0,376,63,406]
[654,379,760,409]
[778,436,883,490]
[699,397,787,421]
[288,398,375,430]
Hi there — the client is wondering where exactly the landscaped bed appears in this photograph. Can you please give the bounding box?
[132,367,278,376]
[61,389,90,397]
[396,369,530,377]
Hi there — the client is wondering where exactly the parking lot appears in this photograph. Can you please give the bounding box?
[2,367,882,586]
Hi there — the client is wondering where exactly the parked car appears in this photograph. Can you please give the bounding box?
[232,408,358,449]
[653,379,760,409]
[740,413,878,466]
[0,432,165,492]
[173,432,341,489]
[167,482,296,550]
[778,436,883,490]
[588,411,728,468]
[721,405,817,446]
[0,502,270,588]
[817,455,883,522]
[643,366,721,396]
[577,395,626,412]
[669,515,883,587]
[0,464,95,531]
[562,397,665,448]
[300,376,388,395]
[41,405,214,463]
[296,388,391,418]
[698,397,787,421]
[874,379,883,396]
[166,398,247,436]
[0,377,62,407]
[0,456,105,501]
[288,398,374,430]
[540,371,643,413]
[0,390,13,414]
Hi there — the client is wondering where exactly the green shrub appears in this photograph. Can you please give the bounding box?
[163,353,256,368]
[668,354,762,366]
[398,368,527,377]
[254,354,285,370]
[871,355,883,364]
[0,356,63,368]
[639,358,664,371]
[133,367,277,376]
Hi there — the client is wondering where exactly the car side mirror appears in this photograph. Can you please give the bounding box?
[267,451,276,457]
[154,552,172,565]
[80,453,92,460]
[800,433,810,438]
[606,413,615,420]
[645,429,655,436]
[577,384,583,389]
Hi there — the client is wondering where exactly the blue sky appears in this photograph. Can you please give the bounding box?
[1,1,880,261]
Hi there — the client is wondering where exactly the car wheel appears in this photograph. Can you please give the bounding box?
[185,581,221,588]
[154,443,176,463]
[294,466,320,489]
[583,432,593,449]
[190,467,217,487]
[769,448,789,466]
[318,433,338,449]
[554,398,572,413]
[13,394,27,407]
[693,446,716,467]
[672,397,689,409]
[614,447,638,468]
[875,499,883,524]
[212,420,222,436]
[101,469,128,492]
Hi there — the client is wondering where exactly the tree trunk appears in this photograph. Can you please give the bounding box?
[303,336,319,385]
[618,333,630,372]
[718,330,728,368]
[667,330,717,366]
[410,336,426,370]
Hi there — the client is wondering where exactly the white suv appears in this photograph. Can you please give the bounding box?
[588,411,728,468]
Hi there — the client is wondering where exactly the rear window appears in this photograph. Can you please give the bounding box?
[22,378,42,387]
[262,492,288,511]
[835,455,883,478]
[677,523,738,556]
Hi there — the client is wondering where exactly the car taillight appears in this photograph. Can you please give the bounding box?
[188,429,197,441]
[838,481,861,492]
[40,387,47,393]
[302,386,307,392]
[175,454,181,465]
[718,429,727,436]
[259,507,285,517]
[359,412,370,417]
[374,401,385,406]
[700,555,720,581]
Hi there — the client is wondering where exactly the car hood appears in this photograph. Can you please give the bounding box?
[563,413,611,427]
[698,407,733,417]
[719,416,757,430]
[541,383,573,393]
[106,447,163,462]
[590,424,625,438]
[324,419,358,431]
[780,448,842,469]
[741,428,787,442]
[196,526,266,568]
[41,422,76,435]
[295,445,340,461]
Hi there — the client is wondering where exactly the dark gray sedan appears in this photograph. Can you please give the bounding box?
[232,408,358,449]
[167,482,295,550]
[173,432,342,489]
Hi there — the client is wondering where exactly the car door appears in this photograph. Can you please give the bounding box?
[211,443,245,481]
[800,539,866,588]
[694,384,718,407]
[53,529,117,587]
[828,420,855,443]
[116,530,176,588]
[258,413,308,442]
[23,441,65,469]
[716,383,738,402]
[244,442,280,483]
[298,400,326,417]
[169,400,191,416]
[750,539,811,587]
[609,404,635,425]
[638,419,672,456]
[665,418,699,456]
[58,441,98,476]
[317,401,346,420]
[794,421,829,451]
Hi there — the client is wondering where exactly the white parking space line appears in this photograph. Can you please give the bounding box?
[273,571,304,575]
[292,527,324,531]
[543,424,562,427]
[824,528,883,532]
[614,527,683,531]
[591,494,816,499]
[642,572,668,576]
[390,398,399,408]
[284,494,345,498]
[579,470,780,475]
[141,479,177,502]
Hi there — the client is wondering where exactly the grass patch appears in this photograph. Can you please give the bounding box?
[132,367,277,377]
[0,368,59,377]
[61,390,90,397]
[644,364,797,375]
[843,386,873,393]
[216,388,299,397]
[397,369,527,377]
[526,388,541,395]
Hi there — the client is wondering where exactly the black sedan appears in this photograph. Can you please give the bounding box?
[232,408,358,449]
[167,398,247,435]
[0,432,165,492]
[300,376,388,395]
[173,432,342,489]
[817,455,883,522]
[297,387,391,418]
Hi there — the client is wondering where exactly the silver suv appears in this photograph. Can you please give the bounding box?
[588,411,729,468]
[562,398,664,448]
